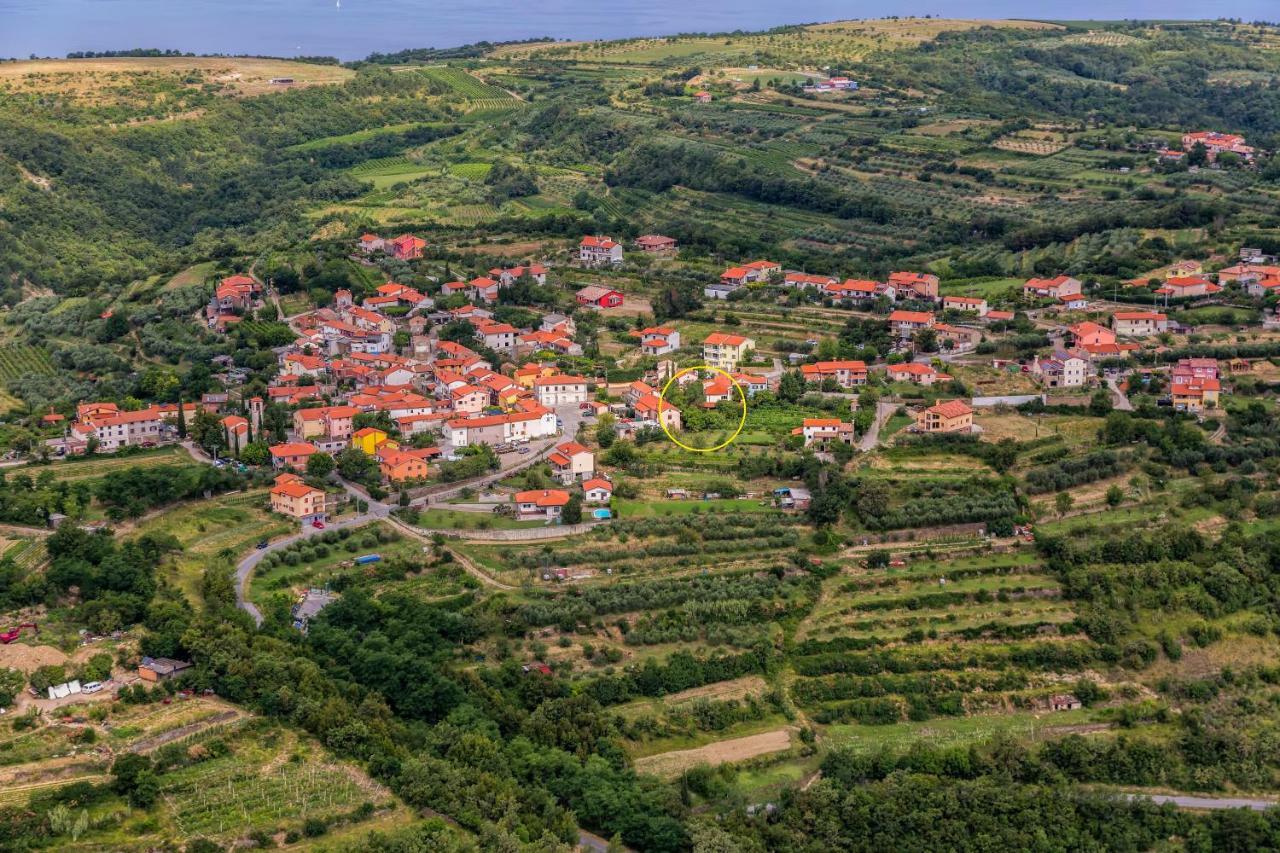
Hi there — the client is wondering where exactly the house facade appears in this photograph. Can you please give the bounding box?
[915,400,974,434]
[1112,311,1168,337]
[702,333,755,371]
[579,236,624,266]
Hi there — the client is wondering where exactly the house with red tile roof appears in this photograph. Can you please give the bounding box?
[514,489,571,520]
[269,442,318,470]
[579,236,623,266]
[1023,275,1082,299]
[582,477,613,504]
[1112,311,1168,337]
[784,272,838,290]
[823,279,880,302]
[634,393,682,432]
[548,441,594,484]
[270,477,326,522]
[796,418,855,448]
[70,404,170,451]
[888,271,940,301]
[888,310,935,339]
[1154,277,1222,299]
[635,235,677,254]
[886,362,950,386]
[387,234,426,260]
[1182,131,1254,162]
[942,295,988,315]
[1068,321,1115,348]
[801,360,867,389]
[489,264,548,286]
[575,285,624,308]
[639,326,680,356]
[702,333,755,370]
[1171,376,1221,413]
[213,275,262,312]
[915,400,974,434]
[377,445,439,484]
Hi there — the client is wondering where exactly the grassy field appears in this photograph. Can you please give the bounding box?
[17,446,194,483]
[413,508,544,530]
[135,490,293,606]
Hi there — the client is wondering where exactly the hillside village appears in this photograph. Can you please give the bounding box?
[8,16,1280,852]
[50,214,1275,533]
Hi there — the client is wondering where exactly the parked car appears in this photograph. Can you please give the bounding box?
[311,520,325,529]
[256,540,269,549]
[82,682,103,694]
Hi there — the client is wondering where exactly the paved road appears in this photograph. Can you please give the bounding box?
[1124,793,1279,812]
[1106,375,1134,412]
[234,512,375,626]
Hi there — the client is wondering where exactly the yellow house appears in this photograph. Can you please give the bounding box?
[702,332,755,371]
[514,363,560,389]
[1165,260,1204,279]
[352,427,394,455]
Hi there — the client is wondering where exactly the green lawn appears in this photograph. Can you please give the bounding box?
[412,508,545,530]
[937,276,1024,298]
[614,498,775,517]
[824,708,1099,753]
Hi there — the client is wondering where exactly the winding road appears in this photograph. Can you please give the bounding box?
[233,404,587,623]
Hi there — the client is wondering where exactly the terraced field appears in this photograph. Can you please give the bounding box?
[0,344,54,411]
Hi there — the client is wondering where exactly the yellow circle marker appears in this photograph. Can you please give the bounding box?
[658,365,747,453]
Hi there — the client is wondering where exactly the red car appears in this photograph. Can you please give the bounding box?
[312,520,325,529]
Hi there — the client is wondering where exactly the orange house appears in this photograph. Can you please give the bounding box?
[270,478,326,521]
[269,442,318,470]
[377,446,439,483]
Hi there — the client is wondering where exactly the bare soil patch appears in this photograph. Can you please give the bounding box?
[634,727,793,778]
[0,643,67,673]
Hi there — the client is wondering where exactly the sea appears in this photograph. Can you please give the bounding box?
[1,0,1277,62]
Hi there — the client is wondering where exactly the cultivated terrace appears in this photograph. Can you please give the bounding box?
[3,16,1280,852]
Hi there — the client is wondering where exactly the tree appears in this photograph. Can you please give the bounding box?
[176,397,187,438]
[336,446,378,483]
[1089,389,1114,416]
[307,452,336,479]
[777,370,805,403]
[240,441,269,467]
[1105,484,1125,508]
[596,413,616,449]
[562,492,583,524]
[1055,492,1074,518]
[189,409,225,456]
